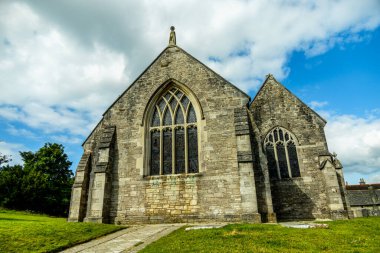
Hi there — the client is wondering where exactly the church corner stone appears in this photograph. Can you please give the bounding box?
[68,29,350,224]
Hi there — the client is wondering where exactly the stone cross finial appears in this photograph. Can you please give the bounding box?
[169,26,176,46]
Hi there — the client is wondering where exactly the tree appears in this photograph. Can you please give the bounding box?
[0,165,25,209]
[20,143,73,216]
[0,143,74,216]
[0,152,11,167]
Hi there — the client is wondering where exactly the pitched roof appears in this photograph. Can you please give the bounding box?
[347,189,380,206]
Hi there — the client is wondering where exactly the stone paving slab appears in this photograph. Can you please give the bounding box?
[60,224,183,253]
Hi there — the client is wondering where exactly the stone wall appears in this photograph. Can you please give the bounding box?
[73,45,258,224]
[69,44,349,224]
[249,75,344,220]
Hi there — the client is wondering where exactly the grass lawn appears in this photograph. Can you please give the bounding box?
[0,209,124,253]
[141,217,380,253]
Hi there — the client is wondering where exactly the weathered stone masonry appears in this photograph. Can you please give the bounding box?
[69,29,351,224]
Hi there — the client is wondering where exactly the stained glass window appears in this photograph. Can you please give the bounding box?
[274,129,278,142]
[264,127,301,179]
[181,96,189,110]
[152,108,160,127]
[163,130,172,174]
[187,104,196,123]
[170,98,177,111]
[277,143,289,178]
[288,142,300,177]
[163,109,172,125]
[151,131,160,175]
[188,127,198,173]
[158,99,166,112]
[175,108,184,124]
[175,128,185,173]
[279,129,284,141]
[176,90,183,98]
[149,86,199,175]
[266,144,278,179]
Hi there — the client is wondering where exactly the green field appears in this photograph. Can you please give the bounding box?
[0,209,124,253]
[141,217,380,253]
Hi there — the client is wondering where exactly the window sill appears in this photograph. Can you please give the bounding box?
[143,172,203,180]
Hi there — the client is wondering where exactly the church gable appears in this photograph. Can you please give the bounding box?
[83,38,250,148]
[250,74,326,146]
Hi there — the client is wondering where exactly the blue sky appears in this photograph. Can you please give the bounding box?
[1,0,380,184]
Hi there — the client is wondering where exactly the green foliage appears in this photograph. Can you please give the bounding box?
[141,218,380,253]
[0,143,74,216]
[0,152,11,166]
[0,209,124,253]
[0,165,25,209]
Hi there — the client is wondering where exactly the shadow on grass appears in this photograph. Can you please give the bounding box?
[0,217,44,222]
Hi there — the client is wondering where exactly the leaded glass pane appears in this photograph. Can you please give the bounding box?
[188,127,198,173]
[163,109,172,125]
[285,133,289,141]
[288,142,300,177]
[175,128,185,173]
[150,131,160,175]
[279,129,284,141]
[164,93,171,101]
[175,108,184,124]
[269,134,273,142]
[277,143,289,178]
[274,129,279,142]
[181,96,189,110]
[266,144,278,179]
[176,90,183,98]
[163,130,172,174]
[151,108,160,126]
[158,99,166,112]
[187,104,197,123]
[170,97,177,111]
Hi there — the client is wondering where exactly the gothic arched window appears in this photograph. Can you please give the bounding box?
[149,87,198,175]
[264,127,300,179]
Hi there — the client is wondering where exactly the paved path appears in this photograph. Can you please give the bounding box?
[61,224,183,253]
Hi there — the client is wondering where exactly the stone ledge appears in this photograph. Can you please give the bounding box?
[237,151,253,163]
[143,172,204,181]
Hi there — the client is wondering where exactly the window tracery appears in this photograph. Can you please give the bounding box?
[149,87,199,175]
[264,127,300,179]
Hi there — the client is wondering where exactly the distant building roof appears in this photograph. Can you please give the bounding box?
[346,184,380,190]
[346,183,380,206]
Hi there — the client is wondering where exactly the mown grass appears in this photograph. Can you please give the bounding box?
[141,217,380,253]
[0,209,124,253]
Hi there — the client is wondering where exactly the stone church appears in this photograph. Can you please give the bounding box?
[68,27,351,224]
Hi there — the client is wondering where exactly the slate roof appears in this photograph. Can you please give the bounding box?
[346,184,380,206]
[347,190,379,206]
[346,184,380,190]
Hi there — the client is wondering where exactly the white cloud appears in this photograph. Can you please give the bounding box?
[51,135,82,145]
[309,101,329,109]
[0,141,25,166]
[324,111,380,183]
[6,125,37,139]
[0,0,380,183]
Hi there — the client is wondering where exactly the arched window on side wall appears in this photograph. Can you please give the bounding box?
[149,87,199,175]
[264,127,300,179]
